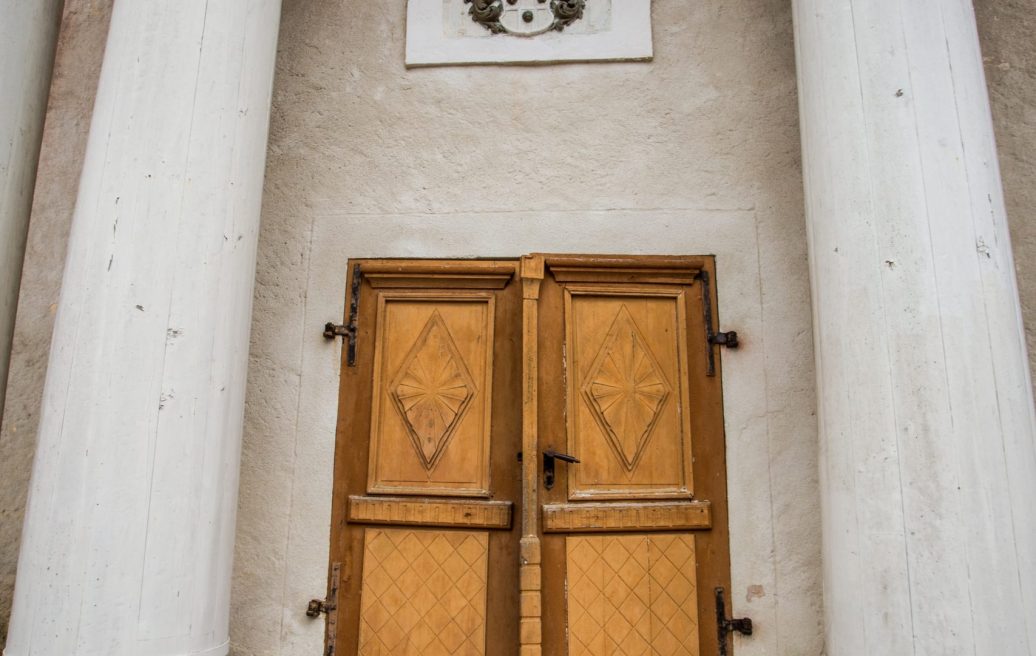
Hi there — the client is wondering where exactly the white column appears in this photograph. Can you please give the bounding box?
[0,0,64,424]
[3,1,281,654]
[793,1,1036,654]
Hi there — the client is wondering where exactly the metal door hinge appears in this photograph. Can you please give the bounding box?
[323,264,362,366]
[306,597,334,617]
[715,587,753,656]
[709,331,739,348]
[308,562,341,656]
[696,270,739,377]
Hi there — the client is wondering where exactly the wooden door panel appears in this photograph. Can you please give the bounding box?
[564,285,695,500]
[535,255,732,656]
[566,534,700,656]
[368,292,496,497]
[329,260,521,656]
[357,528,490,655]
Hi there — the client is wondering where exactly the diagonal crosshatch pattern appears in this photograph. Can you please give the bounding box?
[358,528,489,655]
[566,534,700,655]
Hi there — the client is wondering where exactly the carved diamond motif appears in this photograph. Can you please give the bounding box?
[582,305,671,472]
[390,312,477,470]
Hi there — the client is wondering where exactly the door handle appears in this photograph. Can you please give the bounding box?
[543,449,580,490]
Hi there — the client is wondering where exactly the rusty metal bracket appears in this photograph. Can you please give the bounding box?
[323,264,362,366]
[715,587,753,656]
[696,270,739,377]
[308,562,341,656]
[306,598,332,617]
[709,331,739,349]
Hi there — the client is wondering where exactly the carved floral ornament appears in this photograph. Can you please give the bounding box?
[465,0,587,37]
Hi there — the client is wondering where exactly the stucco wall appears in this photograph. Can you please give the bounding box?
[233,2,822,654]
[1,1,1033,654]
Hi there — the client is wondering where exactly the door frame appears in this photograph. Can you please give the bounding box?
[322,254,738,656]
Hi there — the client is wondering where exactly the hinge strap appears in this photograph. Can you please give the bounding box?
[715,587,753,655]
[307,562,341,656]
[696,270,738,377]
[323,264,362,366]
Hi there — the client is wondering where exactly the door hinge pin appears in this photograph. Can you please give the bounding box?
[709,331,739,348]
[322,323,354,340]
[306,598,335,617]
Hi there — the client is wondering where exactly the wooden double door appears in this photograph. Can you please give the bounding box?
[326,255,734,656]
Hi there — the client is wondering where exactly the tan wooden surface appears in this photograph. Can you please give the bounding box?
[348,495,513,530]
[541,501,711,533]
[563,284,695,500]
[566,535,700,655]
[357,528,490,654]
[519,255,545,656]
[367,290,496,496]
[363,261,515,290]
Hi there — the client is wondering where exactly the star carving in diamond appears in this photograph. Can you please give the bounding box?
[582,305,672,472]
[390,311,477,470]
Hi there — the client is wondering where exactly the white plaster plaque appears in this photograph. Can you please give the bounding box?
[406,0,653,66]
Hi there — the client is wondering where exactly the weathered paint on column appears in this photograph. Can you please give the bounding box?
[792,1,1036,654]
[3,1,282,654]
[0,0,64,426]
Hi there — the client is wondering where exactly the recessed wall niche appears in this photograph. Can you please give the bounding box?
[405,0,652,66]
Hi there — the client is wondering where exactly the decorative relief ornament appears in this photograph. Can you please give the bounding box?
[464,0,587,37]
[581,305,671,472]
[390,311,477,470]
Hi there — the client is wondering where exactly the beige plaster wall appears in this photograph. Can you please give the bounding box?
[233,2,822,655]
[0,1,1032,654]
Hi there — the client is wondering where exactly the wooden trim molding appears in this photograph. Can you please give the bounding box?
[542,254,704,284]
[519,255,545,654]
[362,261,516,289]
[347,496,513,530]
[541,501,712,533]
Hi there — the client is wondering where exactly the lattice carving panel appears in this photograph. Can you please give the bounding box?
[566,535,700,656]
[368,293,495,496]
[358,528,489,655]
[565,287,695,499]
